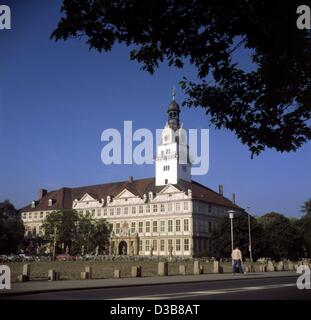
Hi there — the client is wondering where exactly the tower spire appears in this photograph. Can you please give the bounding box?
[167,88,180,131]
[172,86,176,100]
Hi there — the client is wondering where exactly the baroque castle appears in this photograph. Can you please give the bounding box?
[20,96,243,256]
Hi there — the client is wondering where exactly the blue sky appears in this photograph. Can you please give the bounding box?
[0,0,310,217]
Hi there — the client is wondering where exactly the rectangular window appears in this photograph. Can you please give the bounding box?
[153,204,158,213]
[145,240,150,251]
[208,204,212,213]
[168,239,173,252]
[168,220,173,232]
[131,222,136,234]
[138,221,143,233]
[160,220,165,232]
[160,204,165,212]
[139,205,143,214]
[138,222,143,233]
[139,240,142,252]
[175,202,180,211]
[184,219,189,232]
[184,239,189,251]
[208,221,212,233]
[152,239,157,251]
[176,239,181,251]
[29,213,32,219]
[116,207,121,215]
[176,219,181,232]
[123,207,128,215]
[92,209,95,217]
[160,240,165,251]
[146,221,150,233]
[97,209,101,216]
[168,203,172,211]
[152,221,158,233]
[183,202,189,211]
[40,212,43,218]
[116,223,120,234]
[109,208,114,216]
[34,213,38,219]
[132,206,136,214]
[103,208,107,216]
[146,205,150,213]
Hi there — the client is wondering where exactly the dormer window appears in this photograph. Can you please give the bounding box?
[31,201,36,208]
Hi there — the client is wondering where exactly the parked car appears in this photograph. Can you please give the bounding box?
[56,254,75,261]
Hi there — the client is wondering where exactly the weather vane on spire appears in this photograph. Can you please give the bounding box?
[172,86,176,100]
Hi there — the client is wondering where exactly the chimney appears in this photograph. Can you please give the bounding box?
[218,185,224,196]
[128,176,134,183]
[232,193,236,204]
[38,189,47,199]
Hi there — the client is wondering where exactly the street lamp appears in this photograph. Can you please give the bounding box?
[246,206,253,263]
[52,226,57,261]
[228,210,235,253]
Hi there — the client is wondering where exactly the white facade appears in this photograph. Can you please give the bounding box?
[21,97,242,256]
[156,124,191,186]
[21,186,233,256]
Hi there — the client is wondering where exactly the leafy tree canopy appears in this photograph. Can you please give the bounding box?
[301,198,311,216]
[52,0,311,155]
[42,210,111,255]
[212,213,264,259]
[257,212,304,260]
[0,200,25,254]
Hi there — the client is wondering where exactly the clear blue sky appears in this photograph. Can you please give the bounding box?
[0,0,310,217]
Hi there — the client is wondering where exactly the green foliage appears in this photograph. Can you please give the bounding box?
[43,209,79,249]
[301,198,311,216]
[257,212,304,260]
[0,200,25,254]
[52,0,311,155]
[300,201,311,256]
[212,213,264,259]
[43,210,111,255]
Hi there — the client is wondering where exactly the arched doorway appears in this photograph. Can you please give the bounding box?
[119,241,127,255]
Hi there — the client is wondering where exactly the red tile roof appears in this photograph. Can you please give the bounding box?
[19,178,242,212]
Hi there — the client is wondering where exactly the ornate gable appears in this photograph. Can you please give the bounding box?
[115,188,137,199]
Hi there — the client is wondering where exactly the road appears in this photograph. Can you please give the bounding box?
[1,275,310,300]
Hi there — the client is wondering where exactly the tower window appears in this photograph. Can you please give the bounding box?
[163,165,170,171]
[165,179,168,184]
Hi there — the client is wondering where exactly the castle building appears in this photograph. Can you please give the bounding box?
[20,96,243,256]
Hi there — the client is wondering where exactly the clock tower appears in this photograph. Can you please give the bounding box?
[155,92,191,186]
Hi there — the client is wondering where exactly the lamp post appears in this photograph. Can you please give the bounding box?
[228,210,235,253]
[52,226,57,261]
[246,206,253,263]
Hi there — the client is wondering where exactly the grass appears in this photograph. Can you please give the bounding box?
[6,260,263,282]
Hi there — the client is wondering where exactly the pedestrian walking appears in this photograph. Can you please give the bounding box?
[231,246,245,274]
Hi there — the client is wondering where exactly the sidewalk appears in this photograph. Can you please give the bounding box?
[0,271,297,297]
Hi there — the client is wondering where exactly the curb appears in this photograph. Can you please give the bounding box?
[0,272,298,298]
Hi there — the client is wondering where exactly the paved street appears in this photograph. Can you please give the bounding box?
[2,276,310,300]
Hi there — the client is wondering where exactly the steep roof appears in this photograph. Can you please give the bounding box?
[19,178,242,212]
